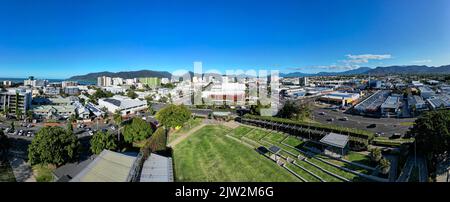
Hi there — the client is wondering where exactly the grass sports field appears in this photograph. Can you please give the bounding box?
[173,124,382,182]
[173,125,300,182]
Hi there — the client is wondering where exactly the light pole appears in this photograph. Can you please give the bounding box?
[414,139,417,167]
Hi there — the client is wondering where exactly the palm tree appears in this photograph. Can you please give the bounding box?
[26,110,33,123]
[379,158,391,175]
[112,110,123,142]
[113,110,123,127]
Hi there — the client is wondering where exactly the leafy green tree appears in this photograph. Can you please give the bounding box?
[277,101,297,119]
[408,110,450,166]
[160,96,168,103]
[143,127,167,154]
[147,102,155,115]
[369,148,382,163]
[127,90,138,99]
[90,131,118,155]
[67,121,74,133]
[155,104,191,129]
[145,95,154,102]
[379,158,391,175]
[0,130,10,161]
[28,126,80,166]
[26,110,33,122]
[123,117,153,143]
[167,93,173,103]
[113,110,123,126]
[161,83,175,89]
[16,108,23,120]
[277,101,311,121]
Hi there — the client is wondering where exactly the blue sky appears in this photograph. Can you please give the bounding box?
[0,0,449,79]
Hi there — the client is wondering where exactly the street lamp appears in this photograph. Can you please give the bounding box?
[414,138,417,168]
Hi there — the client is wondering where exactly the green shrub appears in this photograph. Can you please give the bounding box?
[141,127,167,157]
[242,114,374,140]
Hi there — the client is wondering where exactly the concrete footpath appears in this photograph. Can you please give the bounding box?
[8,156,36,182]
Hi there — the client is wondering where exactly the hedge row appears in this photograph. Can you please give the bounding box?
[243,114,374,140]
[371,137,414,147]
[141,127,167,157]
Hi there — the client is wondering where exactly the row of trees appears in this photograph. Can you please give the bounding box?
[89,104,191,155]
[28,103,192,166]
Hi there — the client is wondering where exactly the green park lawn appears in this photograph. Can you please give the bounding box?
[0,162,16,182]
[173,125,300,182]
[32,164,55,182]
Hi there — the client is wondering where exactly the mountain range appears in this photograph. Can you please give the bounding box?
[68,70,172,81]
[68,65,450,81]
[280,65,450,77]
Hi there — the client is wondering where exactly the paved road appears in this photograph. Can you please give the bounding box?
[313,108,415,136]
[417,155,428,182]
[384,154,398,182]
[397,155,414,182]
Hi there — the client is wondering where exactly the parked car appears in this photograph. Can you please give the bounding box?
[367,123,377,128]
[339,117,349,121]
[390,133,402,139]
[326,118,334,122]
[89,131,94,136]
[375,132,385,137]
[319,112,326,115]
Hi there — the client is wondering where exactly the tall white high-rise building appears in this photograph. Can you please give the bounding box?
[97,76,112,87]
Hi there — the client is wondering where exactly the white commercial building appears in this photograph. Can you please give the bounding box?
[24,79,48,87]
[98,95,147,115]
[112,77,124,86]
[102,86,127,94]
[419,86,435,99]
[62,81,78,88]
[124,78,137,85]
[161,78,170,84]
[2,80,12,86]
[202,83,246,105]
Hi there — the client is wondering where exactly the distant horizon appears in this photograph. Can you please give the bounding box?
[2,63,450,80]
[1,0,449,78]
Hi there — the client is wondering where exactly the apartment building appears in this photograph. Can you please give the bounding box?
[97,76,112,87]
[0,88,32,116]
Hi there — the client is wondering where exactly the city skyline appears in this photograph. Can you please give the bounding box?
[0,0,449,79]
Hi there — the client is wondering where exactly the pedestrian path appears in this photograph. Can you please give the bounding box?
[167,123,207,147]
[8,156,36,182]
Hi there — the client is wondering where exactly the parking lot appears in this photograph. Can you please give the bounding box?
[312,107,416,136]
